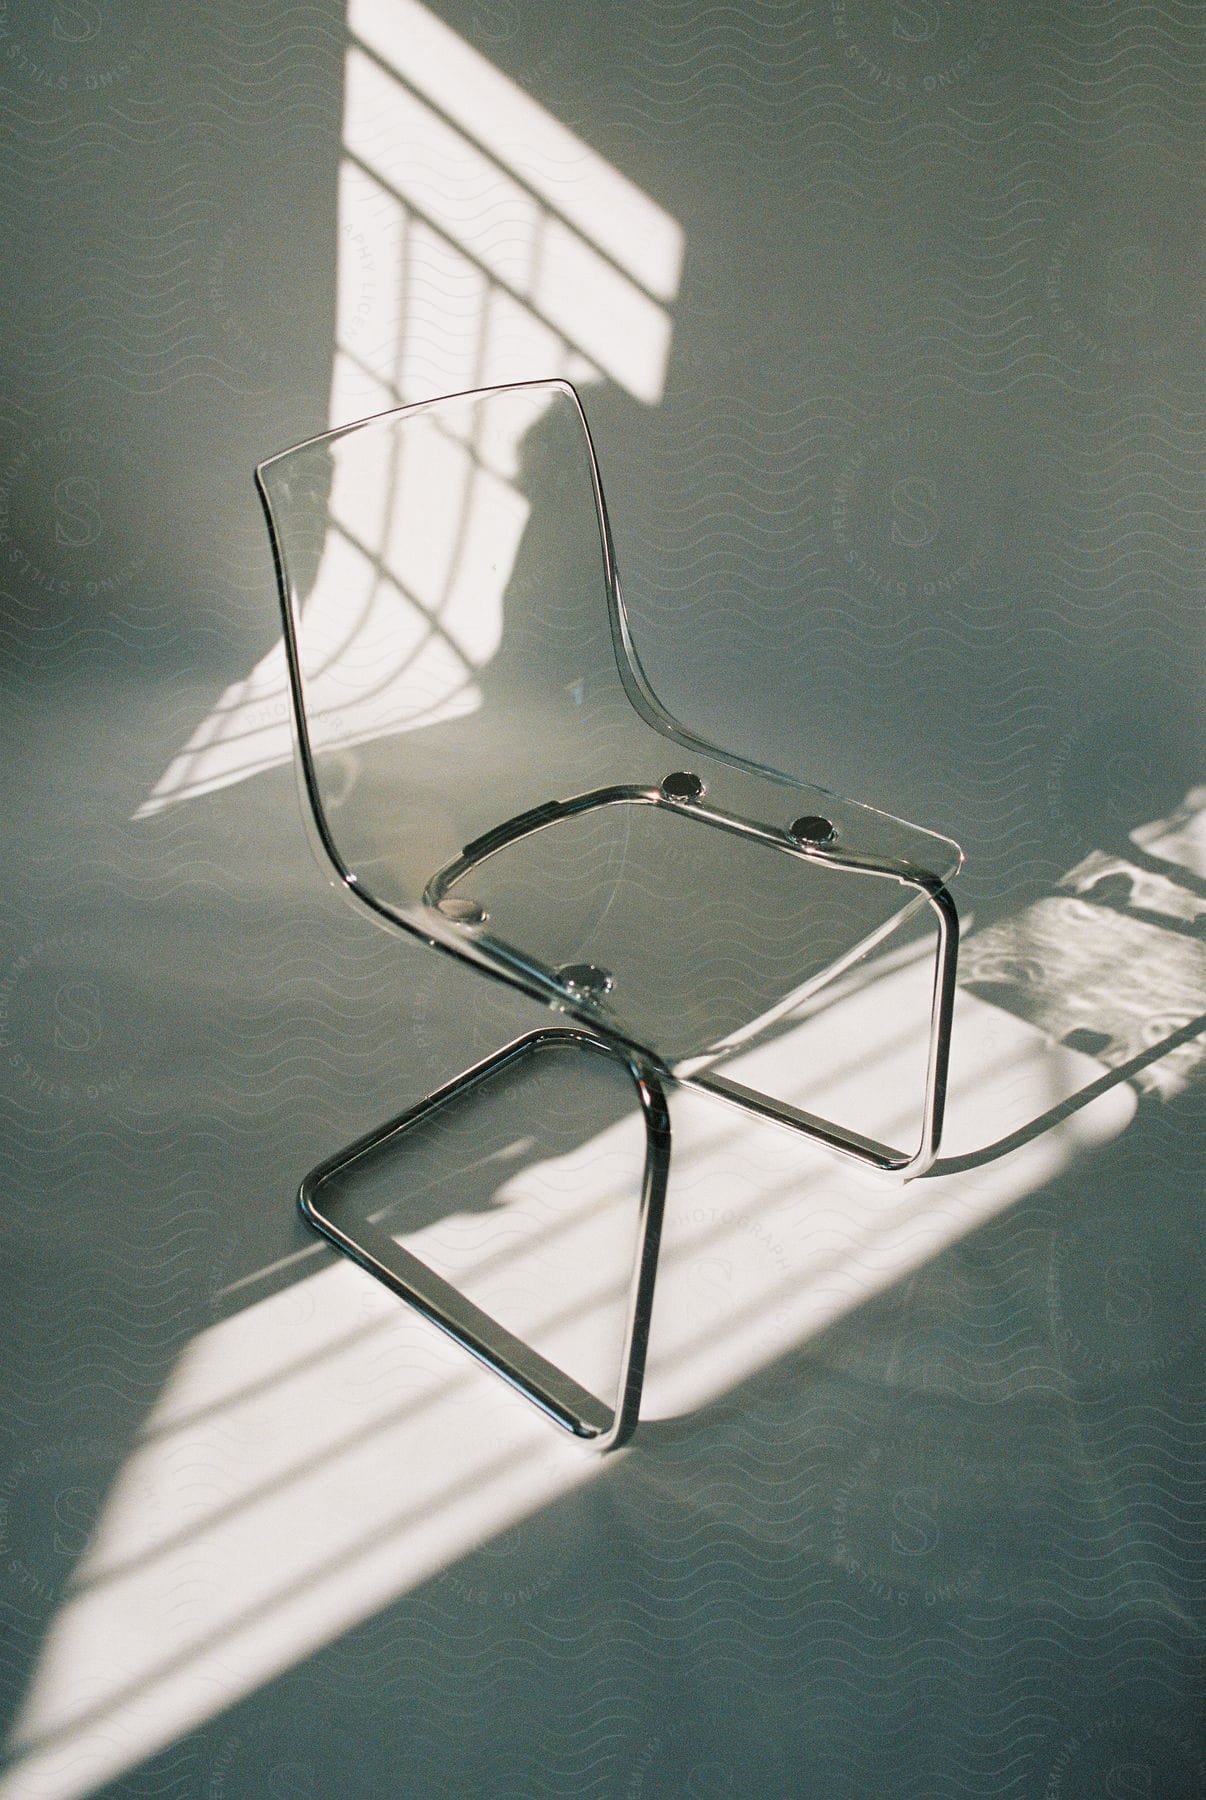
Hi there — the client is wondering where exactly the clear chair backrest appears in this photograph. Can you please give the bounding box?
[257,383,637,911]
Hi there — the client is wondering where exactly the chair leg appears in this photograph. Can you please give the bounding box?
[691,879,959,1180]
[297,1026,671,1450]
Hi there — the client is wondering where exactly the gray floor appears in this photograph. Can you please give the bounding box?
[1,4,1202,1795]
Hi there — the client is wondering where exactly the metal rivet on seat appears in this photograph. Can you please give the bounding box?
[788,814,836,845]
[557,962,615,998]
[661,770,705,802]
[437,896,488,927]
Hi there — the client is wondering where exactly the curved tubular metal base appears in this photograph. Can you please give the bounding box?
[688,877,958,1180]
[426,785,960,1182]
[297,1027,671,1451]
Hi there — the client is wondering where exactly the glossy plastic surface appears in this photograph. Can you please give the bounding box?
[257,380,961,1082]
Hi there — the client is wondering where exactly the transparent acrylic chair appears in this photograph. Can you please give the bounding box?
[257,380,961,1448]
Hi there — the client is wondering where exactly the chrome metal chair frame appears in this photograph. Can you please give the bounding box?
[257,379,961,1448]
[424,781,959,1179]
[297,1027,670,1451]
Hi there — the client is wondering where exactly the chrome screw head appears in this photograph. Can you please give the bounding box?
[437,896,489,927]
[557,962,615,998]
[788,814,836,845]
[661,770,705,802]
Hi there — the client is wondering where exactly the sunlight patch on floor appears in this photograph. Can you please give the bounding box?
[0,964,1134,1800]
